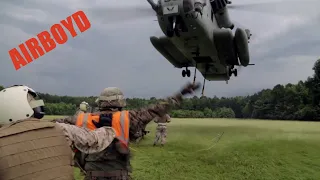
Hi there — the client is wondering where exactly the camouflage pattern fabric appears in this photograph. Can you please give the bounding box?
[57,93,183,177]
[132,123,150,143]
[0,119,116,153]
[52,108,84,125]
[153,124,167,145]
[127,93,181,141]
[55,93,183,142]
[52,115,77,125]
[153,114,171,146]
[75,108,86,116]
[0,118,75,180]
[56,122,116,154]
[54,82,202,179]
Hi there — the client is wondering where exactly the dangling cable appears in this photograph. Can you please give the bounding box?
[195,132,224,152]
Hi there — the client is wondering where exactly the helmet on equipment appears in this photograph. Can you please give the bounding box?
[0,85,45,125]
[95,87,126,110]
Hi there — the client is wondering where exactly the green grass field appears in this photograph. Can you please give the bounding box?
[45,115,320,180]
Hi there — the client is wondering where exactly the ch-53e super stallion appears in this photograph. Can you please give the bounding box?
[96,0,317,96]
[146,0,254,95]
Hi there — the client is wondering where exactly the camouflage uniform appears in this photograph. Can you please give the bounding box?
[74,108,85,116]
[54,83,200,180]
[73,101,89,116]
[133,123,150,144]
[0,85,116,180]
[153,114,171,146]
[0,118,116,180]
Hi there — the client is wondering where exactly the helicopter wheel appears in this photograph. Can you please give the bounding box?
[234,69,238,77]
[182,70,186,77]
[228,68,237,77]
[186,69,191,77]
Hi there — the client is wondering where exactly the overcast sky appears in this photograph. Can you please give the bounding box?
[0,0,319,98]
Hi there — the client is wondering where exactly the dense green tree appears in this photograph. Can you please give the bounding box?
[1,59,319,120]
[215,107,235,118]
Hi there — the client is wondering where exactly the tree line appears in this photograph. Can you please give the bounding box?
[1,59,319,121]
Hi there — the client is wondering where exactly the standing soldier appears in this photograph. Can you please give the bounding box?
[54,82,201,180]
[0,85,118,180]
[75,101,90,115]
[153,114,171,146]
[79,101,89,112]
[52,101,89,124]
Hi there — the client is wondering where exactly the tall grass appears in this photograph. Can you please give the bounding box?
[45,116,320,180]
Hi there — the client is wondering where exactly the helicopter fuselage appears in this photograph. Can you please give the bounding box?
[149,0,251,81]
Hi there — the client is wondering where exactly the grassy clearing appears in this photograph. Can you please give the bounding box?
[45,116,320,180]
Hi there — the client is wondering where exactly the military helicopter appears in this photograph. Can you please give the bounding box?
[93,0,318,96]
[144,0,254,95]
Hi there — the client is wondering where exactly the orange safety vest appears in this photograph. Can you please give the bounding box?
[75,111,130,147]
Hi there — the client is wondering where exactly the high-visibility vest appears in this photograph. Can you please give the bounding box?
[75,111,130,147]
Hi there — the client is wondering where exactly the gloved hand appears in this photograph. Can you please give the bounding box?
[92,113,113,128]
[180,82,201,95]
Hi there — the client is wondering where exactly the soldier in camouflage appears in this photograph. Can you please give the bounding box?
[74,101,90,115]
[0,85,117,180]
[133,123,150,144]
[59,101,90,124]
[80,101,90,112]
[54,82,201,180]
[153,114,171,146]
[53,101,89,125]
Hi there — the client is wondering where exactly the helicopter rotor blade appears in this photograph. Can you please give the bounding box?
[85,6,156,24]
[228,0,319,16]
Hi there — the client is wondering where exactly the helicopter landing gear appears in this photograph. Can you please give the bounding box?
[174,26,180,37]
[166,25,174,37]
[182,67,191,77]
[228,68,237,77]
[167,16,182,37]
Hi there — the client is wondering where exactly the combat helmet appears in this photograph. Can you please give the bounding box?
[95,87,126,110]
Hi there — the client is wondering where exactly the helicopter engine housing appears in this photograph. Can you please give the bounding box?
[214,7,234,29]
